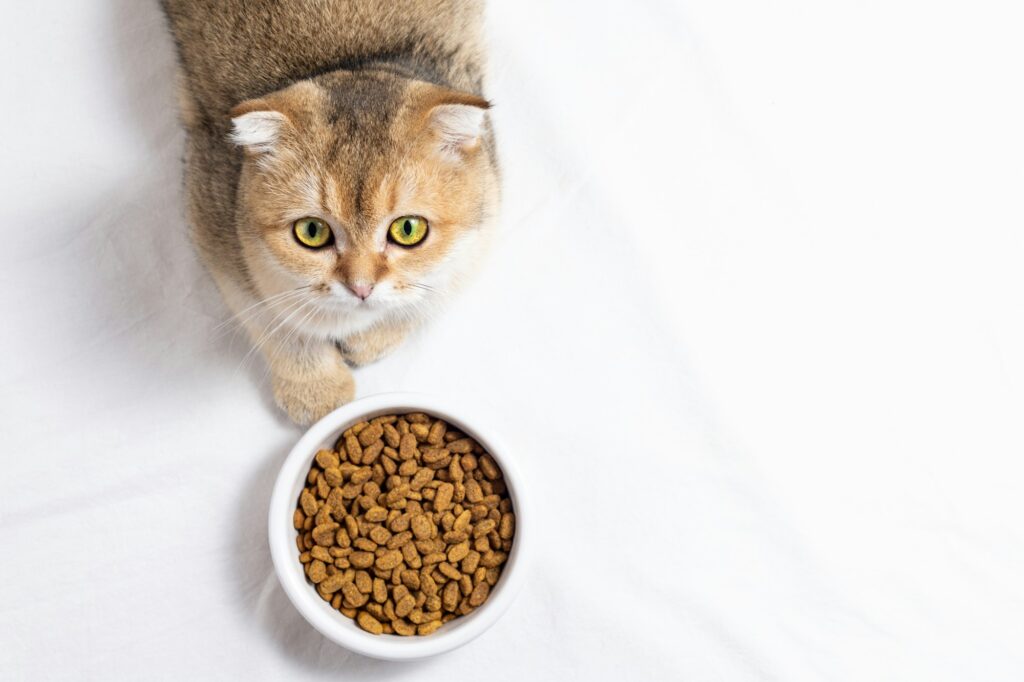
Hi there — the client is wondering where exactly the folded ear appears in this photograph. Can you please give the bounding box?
[229,99,289,155]
[427,94,491,158]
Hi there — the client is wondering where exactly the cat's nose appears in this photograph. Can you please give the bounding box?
[345,281,374,300]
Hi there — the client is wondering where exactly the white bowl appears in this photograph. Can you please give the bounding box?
[268,392,529,660]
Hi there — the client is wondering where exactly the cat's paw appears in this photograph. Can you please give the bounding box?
[337,325,409,368]
[337,340,390,368]
[271,364,355,426]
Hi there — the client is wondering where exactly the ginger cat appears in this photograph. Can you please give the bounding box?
[161,0,499,423]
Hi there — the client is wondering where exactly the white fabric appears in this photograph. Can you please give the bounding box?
[2,1,1023,679]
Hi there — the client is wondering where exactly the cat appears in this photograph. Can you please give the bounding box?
[161,0,500,424]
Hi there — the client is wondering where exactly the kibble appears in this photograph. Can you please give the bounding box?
[295,413,514,636]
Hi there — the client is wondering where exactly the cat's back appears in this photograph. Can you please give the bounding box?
[162,0,486,122]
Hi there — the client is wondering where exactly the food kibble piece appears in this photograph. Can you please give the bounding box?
[393,619,415,636]
[320,573,348,594]
[375,550,404,571]
[417,619,443,636]
[312,523,339,546]
[294,413,515,636]
[357,611,384,634]
[479,455,500,480]
[364,506,388,523]
[344,434,362,464]
[358,422,384,447]
[395,593,416,618]
[369,526,392,545]
[475,520,498,540]
[448,541,471,563]
[315,449,340,469]
[469,581,490,606]
[442,581,460,612]
[422,447,449,465]
[299,490,318,517]
[427,419,447,444]
[399,434,418,460]
[350,551,374,569]
[307,560,327,583]
[362,440,384,464]
[373,578,388,603]
[447,438,474,454]
[353,537,376,551]
[434,483,455,512]
[410,514,432,539]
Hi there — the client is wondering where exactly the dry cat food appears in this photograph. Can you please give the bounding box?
[294,412,515,636]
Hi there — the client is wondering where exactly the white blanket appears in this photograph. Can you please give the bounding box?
[2,1,1023,679]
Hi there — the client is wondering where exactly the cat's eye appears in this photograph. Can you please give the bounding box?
[388,216,429,247]
[293,217,333,248]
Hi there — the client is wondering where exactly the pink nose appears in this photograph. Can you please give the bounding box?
[346,282,374,300]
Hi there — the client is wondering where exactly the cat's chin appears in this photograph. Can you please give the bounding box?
[304,297,412,339]
[316,296,394,317]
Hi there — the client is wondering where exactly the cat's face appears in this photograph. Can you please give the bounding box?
[230,73,497,336]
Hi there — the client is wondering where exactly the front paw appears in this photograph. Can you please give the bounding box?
[337,329,406,368]
[272,364,355,426]
[337,341,384,368]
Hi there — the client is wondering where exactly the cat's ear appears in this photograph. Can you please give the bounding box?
[427,95,491,158]
[229,99,289,155]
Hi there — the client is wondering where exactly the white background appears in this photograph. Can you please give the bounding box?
[2,0,1023,679]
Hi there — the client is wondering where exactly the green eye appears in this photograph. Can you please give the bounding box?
[388,216,428,247]
[293,218,333,248]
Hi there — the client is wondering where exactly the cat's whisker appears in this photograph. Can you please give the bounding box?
[216,297,307,355]
[212,292,313,351]
[406,282,440,293]
[250,299,317,364]
[235,296,316,375]
[261,304,324,384]
[212,286,311,337]
[215,300,307,350]
[213,287,307,331]
[271,303,321,368]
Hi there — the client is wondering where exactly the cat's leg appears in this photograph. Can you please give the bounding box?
[261,332,355,425]
[218,277,354,424]
[337,319,416,367]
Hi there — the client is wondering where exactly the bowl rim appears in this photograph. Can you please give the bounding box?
[267,391,529,660]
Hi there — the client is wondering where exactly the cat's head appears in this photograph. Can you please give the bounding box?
[229,70,498,334]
